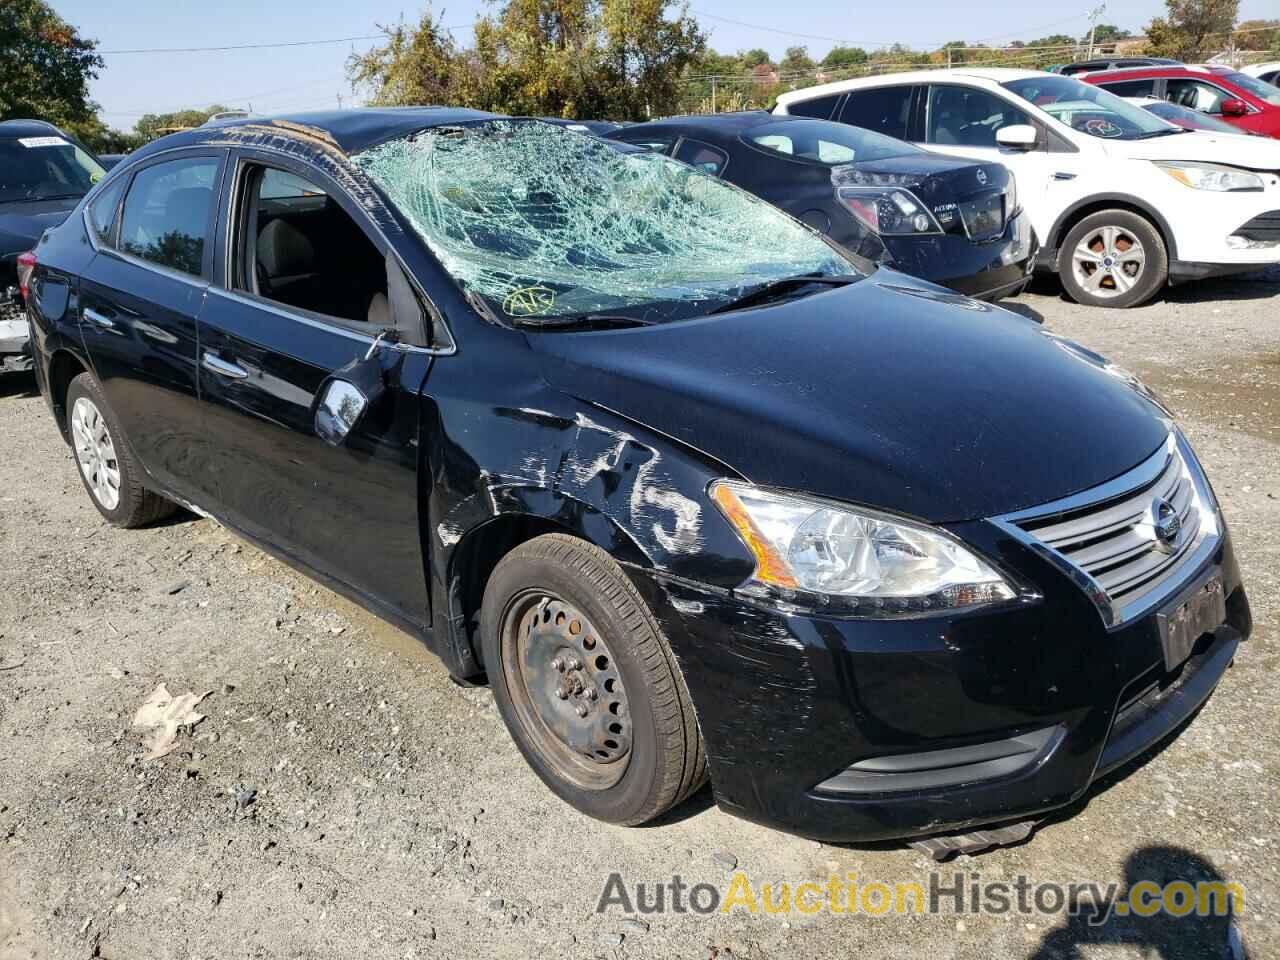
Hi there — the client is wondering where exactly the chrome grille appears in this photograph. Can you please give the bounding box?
[997,435,1220,627]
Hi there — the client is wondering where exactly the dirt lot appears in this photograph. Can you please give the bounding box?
[1,269,1277,960]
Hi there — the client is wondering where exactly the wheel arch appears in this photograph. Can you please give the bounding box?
[1046,193,1178,265]
[46,347,89,441]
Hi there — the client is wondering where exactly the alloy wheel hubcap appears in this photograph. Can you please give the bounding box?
[503,592,632,790]
[71,397,121,510]
[1073,225,1146,299]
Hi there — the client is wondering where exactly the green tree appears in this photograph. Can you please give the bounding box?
[1089,24,1133,43]
[777,45,815,77]
[0,0,103,128]
[739,47,771,68]
[134,105,234,142]
[1143,0,1240,59]
[821,45,868,70]
[1233,18,1279,51]
[348,12,463,108]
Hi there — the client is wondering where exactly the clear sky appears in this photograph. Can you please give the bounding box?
[55,0,1276,131]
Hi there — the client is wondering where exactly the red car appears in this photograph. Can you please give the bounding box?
[1081,64,1280,138]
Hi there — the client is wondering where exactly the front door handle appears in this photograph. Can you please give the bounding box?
[83,307,115,329]
[201,351,249,380]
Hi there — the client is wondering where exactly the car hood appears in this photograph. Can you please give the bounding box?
[530,271,1170,523]
[1110,130,1280,167]
[0,197,80,259]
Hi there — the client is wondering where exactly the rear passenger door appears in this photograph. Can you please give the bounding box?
[196,150,434,628]
[78,151,226,505]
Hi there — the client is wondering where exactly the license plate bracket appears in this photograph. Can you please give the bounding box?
[1156,568,1226,672]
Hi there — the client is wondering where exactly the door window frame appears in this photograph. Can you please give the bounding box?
[84,147,228,286]
[671,137,730,177]
[214,147,453,353]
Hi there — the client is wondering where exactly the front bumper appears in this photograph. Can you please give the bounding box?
[883,208,1037,301]
[1,298,32,372]
[627,525,1249,843]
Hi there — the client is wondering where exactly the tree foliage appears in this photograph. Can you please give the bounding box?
[1143,0,1240,59]
[0,0,102,128]
[821,46,868,69]
[348,0,704,121]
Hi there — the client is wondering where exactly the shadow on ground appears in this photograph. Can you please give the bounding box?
[0,371,37,399]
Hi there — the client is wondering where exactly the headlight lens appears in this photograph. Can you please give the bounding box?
[710,481,1017,614]
[1006,169,1018,216]
[1155,161,1264,193]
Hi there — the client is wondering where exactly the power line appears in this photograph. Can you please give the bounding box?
[99,27,473,56]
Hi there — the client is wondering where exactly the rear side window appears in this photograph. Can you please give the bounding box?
[785,92,842,120]
[1165,79,1232,114]
[87,177,126,246]
[618,135,675,154]
[926,86,1031,147]
[745,118,919,165]
[119,157,219,277]
[1097,78,1159,98]
[839,86,914,140]
[673,139,728,176]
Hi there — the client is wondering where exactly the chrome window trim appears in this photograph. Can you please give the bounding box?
[991,432,1223,631]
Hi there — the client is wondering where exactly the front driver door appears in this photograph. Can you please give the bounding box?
[196,151,434,630]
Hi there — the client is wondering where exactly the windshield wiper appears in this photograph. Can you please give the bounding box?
[709,273,857,315]
[512,313,657,331]
[1133,128,1187,139]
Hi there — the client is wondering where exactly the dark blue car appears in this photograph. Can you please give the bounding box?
[20,110,1249,849]
[608,111,1037,301]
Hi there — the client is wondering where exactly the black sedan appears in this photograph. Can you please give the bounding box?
[1,120,106,372]
[608,111,1035,300]
[22,110,1249,846]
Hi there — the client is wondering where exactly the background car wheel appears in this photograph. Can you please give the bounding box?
[65,373,176,528]
[481,533,707,825]
[1057,210,1168,308]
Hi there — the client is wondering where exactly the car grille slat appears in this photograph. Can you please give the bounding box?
[1007,439,1216,623]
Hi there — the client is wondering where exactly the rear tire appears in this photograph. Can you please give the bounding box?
[65,373,176,528]
[481,534,707,825]
[1057,209,1167,308]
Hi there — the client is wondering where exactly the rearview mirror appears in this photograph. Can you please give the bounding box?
[314,353,387,446]
[996,125,1039,150]
[1220,98,1248,117]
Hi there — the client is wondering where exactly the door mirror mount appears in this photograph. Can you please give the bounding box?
[996,124,1040,150]
[314,352,387,446]
[1220,98,1248,117]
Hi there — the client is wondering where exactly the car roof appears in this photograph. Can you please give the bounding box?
[164,106,503,156]
[774,68,1043,106]
[1081,63,1235,80]
[618,111,783,136]
[0,119,68,140]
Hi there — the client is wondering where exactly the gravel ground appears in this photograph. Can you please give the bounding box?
[1,268,1277,960]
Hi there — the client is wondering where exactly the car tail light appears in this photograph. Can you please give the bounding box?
[16,251,36,301]
[835,187,942,236]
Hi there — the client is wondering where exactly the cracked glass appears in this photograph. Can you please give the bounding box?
[353,119,858,322]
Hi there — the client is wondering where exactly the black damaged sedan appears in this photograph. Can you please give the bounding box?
[608,111,1036,301]
[23,110,1249,845]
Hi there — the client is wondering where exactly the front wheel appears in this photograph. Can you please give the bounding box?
[1057,210,1168,308]
[481,534,707,825]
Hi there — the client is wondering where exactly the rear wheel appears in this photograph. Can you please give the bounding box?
[481,534,706,825]
[65,373,175,528]
[1057,210,1167,308]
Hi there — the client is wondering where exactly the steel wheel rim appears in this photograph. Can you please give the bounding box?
[1072,225,1146,299]
[500,590,632,791]
[71,396,121,510]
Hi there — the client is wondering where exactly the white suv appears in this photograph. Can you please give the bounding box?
[776,69,1280,307]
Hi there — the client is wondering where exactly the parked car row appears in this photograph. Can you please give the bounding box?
[17,108,1252,849]
[1080,64,1280,139]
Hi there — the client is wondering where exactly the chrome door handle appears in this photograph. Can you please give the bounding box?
[201,351,248,380]
[83,307,115,329]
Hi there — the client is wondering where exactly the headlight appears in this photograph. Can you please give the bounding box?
[836,187,943,236]
[710,481,1017,615]
[1006,170,1018,216]
[1155,162,1264,193]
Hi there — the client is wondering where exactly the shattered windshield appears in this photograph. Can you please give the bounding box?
[353,119,858,322]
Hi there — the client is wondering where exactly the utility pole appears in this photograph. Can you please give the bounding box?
[1086,3,1106,59]
[336,92,344,109]
[711,77,717,113]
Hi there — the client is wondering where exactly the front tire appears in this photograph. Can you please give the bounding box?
[1057,210,1168,308]
[65,373,175,528]
[481,534,707,825]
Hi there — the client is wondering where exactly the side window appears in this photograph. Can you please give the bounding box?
[673,139,728,176]
[118,156,219,277]
[618,135,675,155]
[786,93,842,120]
[1260,70,1279,86]
[1166,79,1229,114]
[1098,78,1158,98]
[926,86,1031,147]
[87,176,126,247]
[241,164,389,327]
[839,86,913,140]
